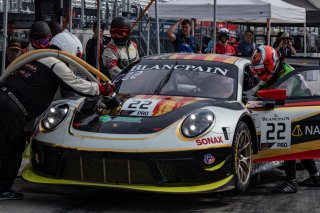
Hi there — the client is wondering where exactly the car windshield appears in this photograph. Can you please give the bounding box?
[114,59,238,100]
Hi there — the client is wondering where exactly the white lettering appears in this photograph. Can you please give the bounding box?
[174,65,186,70]
[305,126,313,135]
[212,67,229,76]
[122,72,134,80]
[205,67,213,73]
[163,65,173,70]
[130,71,143,79]
[194,66,204,72]
[185,65,196,70]
[131,65,144,71]
[149,65,160,70]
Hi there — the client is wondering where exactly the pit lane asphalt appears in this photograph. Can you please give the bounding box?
[1,160,319,213]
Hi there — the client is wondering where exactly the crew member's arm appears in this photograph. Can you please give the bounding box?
[39,58,109,96]
[102,46,122,80]
[167,18,182,42]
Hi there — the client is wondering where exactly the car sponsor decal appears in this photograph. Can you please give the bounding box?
[203,154,215,165]
[196,136,223,146]
[290,114,320,144]
[120,96,202,116]
[128,64,230,76]
[260,113,291,149]
[120,98,160,116]
[99,115,142,123]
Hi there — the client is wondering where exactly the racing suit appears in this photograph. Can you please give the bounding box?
[102,39,139,80]
[0,57,100,193]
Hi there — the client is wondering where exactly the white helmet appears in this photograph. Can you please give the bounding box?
[50,32,83,58]
[218,28,230,39]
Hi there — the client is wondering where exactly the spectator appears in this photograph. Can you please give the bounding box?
[86,22,110,77]
[201,35,211,54]
[48,21,63,37]
[207,28,235,55]
[238,30,255,56]
[167,18,200,53]
[102,16,139,80]
[273,32,296,58]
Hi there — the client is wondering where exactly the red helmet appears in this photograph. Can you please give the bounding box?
[250,45,279,82]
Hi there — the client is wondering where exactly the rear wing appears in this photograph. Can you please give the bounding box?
[284,57,320,68]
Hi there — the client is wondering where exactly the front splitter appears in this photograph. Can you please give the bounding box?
[22,163,234,193]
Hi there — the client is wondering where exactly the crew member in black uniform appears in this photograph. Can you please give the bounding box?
[0,21,116,201]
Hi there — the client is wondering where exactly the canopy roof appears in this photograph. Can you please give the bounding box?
[283,0,320,24]
[148,0,306,23]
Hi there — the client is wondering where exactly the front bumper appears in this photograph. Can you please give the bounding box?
[23,140,235,193]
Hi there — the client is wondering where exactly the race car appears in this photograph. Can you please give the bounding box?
[22,53,320,193]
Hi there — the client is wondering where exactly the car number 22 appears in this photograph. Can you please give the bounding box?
[260,113,291,149]
[121,98,160,116]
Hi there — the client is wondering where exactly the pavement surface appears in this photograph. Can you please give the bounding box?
[0,160,319,213]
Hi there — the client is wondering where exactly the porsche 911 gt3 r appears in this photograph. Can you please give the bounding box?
[22,53,320,193]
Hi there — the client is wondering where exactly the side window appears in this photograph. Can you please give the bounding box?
[276,69,320,98]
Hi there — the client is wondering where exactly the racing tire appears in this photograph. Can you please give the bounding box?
[232,121,253,192]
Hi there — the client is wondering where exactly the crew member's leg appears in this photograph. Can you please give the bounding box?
[298,159,320,187]
[272,160,298,193]
[0,93,26,200]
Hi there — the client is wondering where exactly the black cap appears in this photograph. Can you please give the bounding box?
[30,21,52,41]
[110,16,131,31]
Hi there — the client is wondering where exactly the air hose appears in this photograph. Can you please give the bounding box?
[1,49,111,83]
[1,49,121,112]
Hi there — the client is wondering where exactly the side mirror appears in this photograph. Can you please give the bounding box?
[257,88,286,106]
[257,89,286,100]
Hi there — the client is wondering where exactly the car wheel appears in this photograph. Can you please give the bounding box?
[232,121,253,192]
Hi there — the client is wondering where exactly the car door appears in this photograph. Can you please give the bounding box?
[252,66,320,162]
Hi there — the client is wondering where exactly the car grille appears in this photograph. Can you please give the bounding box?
[31,140,231,185]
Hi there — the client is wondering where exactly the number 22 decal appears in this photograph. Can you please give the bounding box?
[266,123,286,140]
[128,100,152,109]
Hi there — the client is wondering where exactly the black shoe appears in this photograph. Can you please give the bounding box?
[271,181,298,193]
[298,176,320,187]
[0,189,24,201]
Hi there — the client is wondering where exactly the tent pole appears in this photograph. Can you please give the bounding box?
[69,0,73,32]
[212,0,217,54]
[267,18,271,46]
[96,0,101,76]
[147,18,150,56]
[304,21,307,57]
[155,0,160,54]
[1,0,8,75]
[81,0,85,27]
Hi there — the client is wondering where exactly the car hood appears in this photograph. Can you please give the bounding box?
[72,95,243,134]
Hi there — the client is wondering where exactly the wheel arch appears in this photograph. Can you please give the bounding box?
[239,113,259,154]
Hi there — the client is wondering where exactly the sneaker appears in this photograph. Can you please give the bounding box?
[271,181,298,193]
[0,189,24,201]
[298,176,320,187]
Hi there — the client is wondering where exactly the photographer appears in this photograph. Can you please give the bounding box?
[273,32,296,58]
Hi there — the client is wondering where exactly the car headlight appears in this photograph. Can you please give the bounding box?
[42,103,69,130]
[181,109,215,138]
